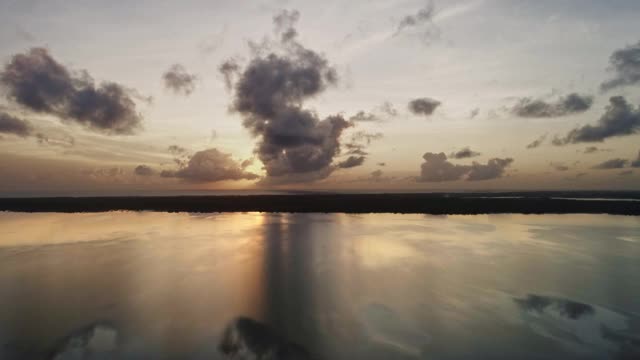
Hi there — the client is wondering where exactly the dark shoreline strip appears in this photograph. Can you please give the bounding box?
[0,194,639,215]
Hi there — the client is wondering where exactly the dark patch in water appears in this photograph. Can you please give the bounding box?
[515,294,594,319]
[219,317,314,360]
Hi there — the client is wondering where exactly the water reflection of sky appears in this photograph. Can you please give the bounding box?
[0,212,639,359]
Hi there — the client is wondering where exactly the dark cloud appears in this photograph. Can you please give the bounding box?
[162,64,197,95]
[168,144,190,168]
[467,157,514,181]
[526,134,546,149]
[337,155,365,169]
[394,1,440,43]
[418,152,469,182]
[226,10,355,184]
[349,111,380,123]
[0,111,32,137]
[632,151,640,167]
[350,102,399,123]
[134,165,155,176]
[601,41,640,91]
[511,93,593,118]
[418,152,513,182]
[351,130,383,145]
[161,148,258,182]
[168,144,188,155]
[408,97,441,117]
[553,96,640,144]
[377,162,386,167]
[35,131,75,147]
[592,158,628,169]
[218,58,240,91]
[344,142,368,156]
[449,147,480,159]
[240,158,254,169]
[344,131,383,161]
[0,48,144,135]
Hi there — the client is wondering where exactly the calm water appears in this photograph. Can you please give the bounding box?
[0,212,639,359]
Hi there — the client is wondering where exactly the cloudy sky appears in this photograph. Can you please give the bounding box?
[0,0,639,195]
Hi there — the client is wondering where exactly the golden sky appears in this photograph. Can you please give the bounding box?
[0,0,639,195]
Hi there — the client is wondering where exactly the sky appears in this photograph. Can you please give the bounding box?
[0,0,639,195]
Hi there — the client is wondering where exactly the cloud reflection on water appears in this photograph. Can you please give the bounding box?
[0,212,639,359]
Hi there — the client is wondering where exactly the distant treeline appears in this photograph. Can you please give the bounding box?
[0,192,639,215]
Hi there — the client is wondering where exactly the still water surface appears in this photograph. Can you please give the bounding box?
[0,212,639,359]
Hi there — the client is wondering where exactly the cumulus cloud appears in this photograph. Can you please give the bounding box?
[511,93,593,118]
[134,165,155,176]
[394,1,440,43]
[418,152,513,182]
[161,148,258,182]
[601,41,640,91]
[592,158,628,169]
[526,134,547,149]
[553,96,640,144]
[225,10,357,184]
[0,111,32,137]
[162,64,197,95]
[0,47,144,135]
[449,147,480,159]
[466,158,514,181]
[418,152,469,181]
[337,155,365,169]
[408,97,441,117]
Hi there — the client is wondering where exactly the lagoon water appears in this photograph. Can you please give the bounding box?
[0,212,639,359]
